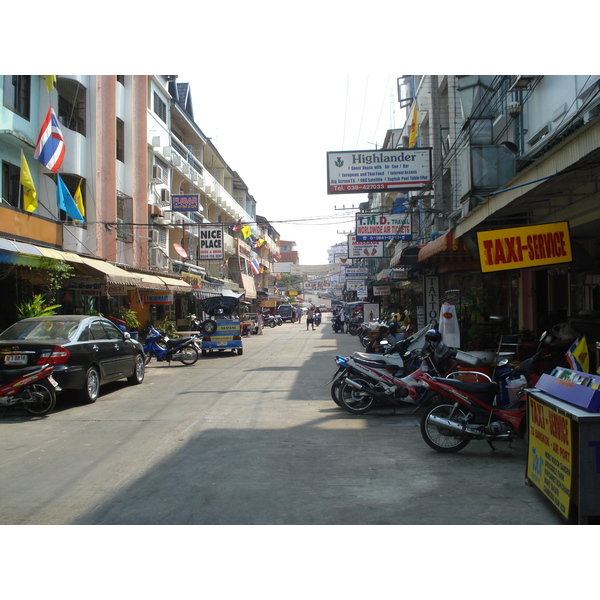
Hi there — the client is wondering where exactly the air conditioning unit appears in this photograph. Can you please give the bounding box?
[151,136,161,147]
[160,188,170,205]
[162,146,173,161]
[149,247,165,268]
[149,229,160,244]
[151,165,163,183]
[172,155,182,167]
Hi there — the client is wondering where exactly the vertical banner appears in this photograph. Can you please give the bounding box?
[423,275,440,326]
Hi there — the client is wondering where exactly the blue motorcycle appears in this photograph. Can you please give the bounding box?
[143,326,199,366]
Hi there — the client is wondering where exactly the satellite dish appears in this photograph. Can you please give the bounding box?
[173,243,188,259]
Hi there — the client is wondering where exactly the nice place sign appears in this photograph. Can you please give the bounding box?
[476,221,572,273]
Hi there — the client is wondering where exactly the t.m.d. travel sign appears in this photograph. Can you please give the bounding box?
[476,221,572,273]
[326,148,432,194]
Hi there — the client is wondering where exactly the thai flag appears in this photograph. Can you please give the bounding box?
[250,258,260,275]
[34,106,65,173]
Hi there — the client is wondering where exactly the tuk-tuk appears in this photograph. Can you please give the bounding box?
[199,293,244,356]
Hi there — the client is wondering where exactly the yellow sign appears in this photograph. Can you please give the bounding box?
[289,290,298,296]
[477,221,572,273]
[526,395,573,519]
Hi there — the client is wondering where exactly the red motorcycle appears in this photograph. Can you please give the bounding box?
[418,350,544,453]
[0,365,59,417]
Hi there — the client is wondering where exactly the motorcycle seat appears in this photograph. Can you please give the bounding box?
[433,376,499,395]
[166,337,193,348]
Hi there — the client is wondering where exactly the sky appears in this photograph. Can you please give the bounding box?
[179,72,404,264]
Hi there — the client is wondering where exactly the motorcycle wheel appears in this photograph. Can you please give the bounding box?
[179,346,199,366]
[348,324,359,336]
[338,378,377,414]
[144,351,153,366]
[23,381,57,415]
[360,334,369,348]
[420,401,471,453]
[268,321,276,328]
[330,378,343,406]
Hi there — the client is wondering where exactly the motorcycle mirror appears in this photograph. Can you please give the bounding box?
[539,330,548,342]
[497,358,509,367]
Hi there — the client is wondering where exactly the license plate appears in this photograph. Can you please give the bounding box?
[216,340,228,347]
[47,375,59,388]
[4,354,27,365]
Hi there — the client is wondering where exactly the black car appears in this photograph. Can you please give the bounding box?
[0,315,145,404]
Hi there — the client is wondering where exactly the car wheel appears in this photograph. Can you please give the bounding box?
[127,353,145,385]
[237,348,243,355]
[78,366,100,404]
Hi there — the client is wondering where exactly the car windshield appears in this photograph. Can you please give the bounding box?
[0,319,81,341]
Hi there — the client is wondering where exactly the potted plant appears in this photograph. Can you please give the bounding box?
[112,307,141,338]
[16,294,61,319]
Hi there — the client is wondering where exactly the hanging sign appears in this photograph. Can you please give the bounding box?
[171,194,199,212]
[198,224,224,260]
[327,148,432,194]
[477,221,572,273]
[355,213,411,242]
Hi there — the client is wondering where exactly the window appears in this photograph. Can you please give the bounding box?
[1,160,21,208]
[117,191,133,241]
[116,118,125,162]
[153,91,167,123]
[3,75,30,120]
[58,174,86,225]
[57,78,86,136]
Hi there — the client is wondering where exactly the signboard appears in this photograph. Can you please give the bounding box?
[346,280,364,291]
[356,212,411,242]
[327,148,432,194]
[357,286,368,298]
[141,292,174,305]
[171,194,199,212]
[477,221,572,273]
[198,224,224,260]
[373,285,391,296]
[527,395,573,519]
[348,235,384,259]
[345,267,369,280]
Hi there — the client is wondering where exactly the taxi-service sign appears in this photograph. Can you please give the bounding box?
[476,221,572,273]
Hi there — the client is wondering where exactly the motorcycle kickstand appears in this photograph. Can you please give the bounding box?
[486,440,497,451]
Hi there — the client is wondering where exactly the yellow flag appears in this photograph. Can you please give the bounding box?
[20,151,37,213]
[241,225,252,239]
[408,102,419,148]
[46,76,57,93]
[74,179,85,221]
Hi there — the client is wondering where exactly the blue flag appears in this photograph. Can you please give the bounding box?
[56,175,84,221]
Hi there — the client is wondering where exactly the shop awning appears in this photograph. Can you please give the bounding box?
[391,244,425,268]
[240,274,257,299]
[418,230,477,264]
[0,238,85,266]
[136,274,169,290]
[157,275,193,293]
[77,256,144,287]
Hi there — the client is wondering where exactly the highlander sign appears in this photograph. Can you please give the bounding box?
[477,221,572,273]
[327,148,432,194]
[356,213,411,242]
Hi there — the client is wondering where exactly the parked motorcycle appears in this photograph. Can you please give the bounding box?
[347,317,362,336]
[418,349,545,453]
[0,364,59,417]
[143,326,200,366]
[330,324,444,413]
[264,314,277,328]
[331,315,344,333]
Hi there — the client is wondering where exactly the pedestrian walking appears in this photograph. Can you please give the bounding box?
[306,306,315,330]
[297,307,302,324]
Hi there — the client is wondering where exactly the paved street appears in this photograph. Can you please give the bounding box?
[0,315,564,525]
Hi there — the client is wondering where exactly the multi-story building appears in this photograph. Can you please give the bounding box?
[378,75,600,352]
[0,75,278,332]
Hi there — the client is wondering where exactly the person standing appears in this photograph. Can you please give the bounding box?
[306,306,315,330]
[297,307,302,324]
[339,308,346,333]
